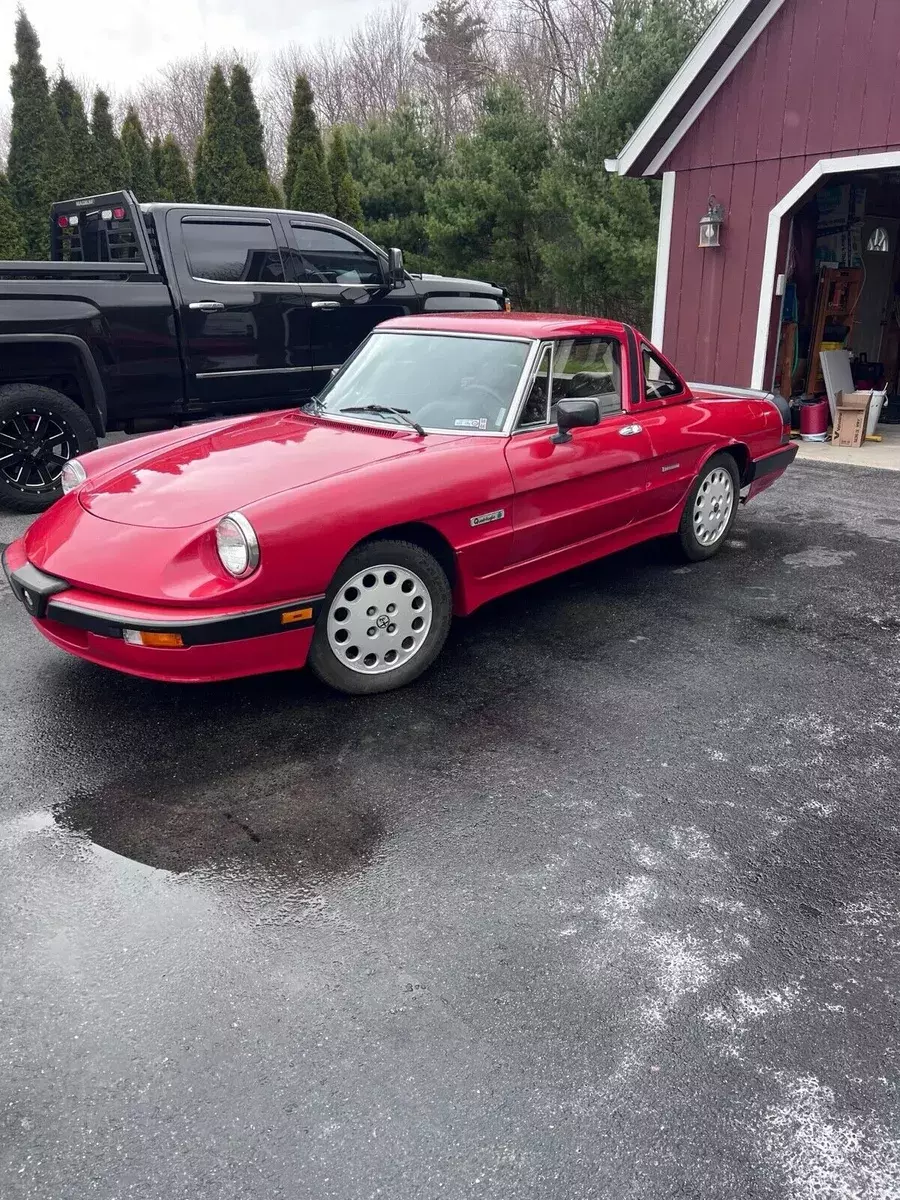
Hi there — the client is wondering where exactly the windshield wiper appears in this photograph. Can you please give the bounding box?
[301,395,326,414]
[340,404,427,436]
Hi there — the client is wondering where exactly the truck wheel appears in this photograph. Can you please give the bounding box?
[677,452,740,561]
[308,539,453,695]
[0,384,98,513]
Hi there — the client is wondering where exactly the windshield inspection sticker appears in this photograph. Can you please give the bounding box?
[471,509,505,527]
[454,417,489,430]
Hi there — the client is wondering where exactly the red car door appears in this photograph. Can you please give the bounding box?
[633,338,717,519]
[504,335,653,564]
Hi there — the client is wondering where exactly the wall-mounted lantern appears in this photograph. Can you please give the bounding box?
[699,196,725,248]
[867,227,890,253]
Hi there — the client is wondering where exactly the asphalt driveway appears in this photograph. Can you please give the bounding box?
[2,460,899,1199]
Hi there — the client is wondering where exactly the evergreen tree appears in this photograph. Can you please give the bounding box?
[417,0,487,148]
[194,64,255,205]
[327,127,362,226]
[427,83,550,308]
[158,134,194,202]
[229,63,270,206]
[538,0,714,325]
[0,172,27,260]
[53,75,98,196]
[150,135,164,192]
[91,90,128,193]
[7,11,67,258]
[120,106,157,200]
[290,145,333,215]
[345,107,445,269]
[282,74,322,206]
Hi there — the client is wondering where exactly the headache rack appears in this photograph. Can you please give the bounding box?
[49,189,157,270]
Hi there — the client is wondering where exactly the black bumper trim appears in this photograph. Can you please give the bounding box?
[44,594,325,646]
[2,553,70,618]
[747,443,798,483]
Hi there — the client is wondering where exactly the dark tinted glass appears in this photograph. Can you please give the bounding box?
[291,226,382,285]
[183,221,284,283]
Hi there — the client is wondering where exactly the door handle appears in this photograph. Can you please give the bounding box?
[619,423,644,436]
[311,300,341,310]
[188,301,225,312]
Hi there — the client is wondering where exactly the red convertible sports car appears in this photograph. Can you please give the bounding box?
[3,313,796,694]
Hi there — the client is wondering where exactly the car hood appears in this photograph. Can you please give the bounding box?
[79,411,426,528]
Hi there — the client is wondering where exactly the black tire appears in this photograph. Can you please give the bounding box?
[0,383,98,513]
[308,539,453,696]
[677,452,741,562]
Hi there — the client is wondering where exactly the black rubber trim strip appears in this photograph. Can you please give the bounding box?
[624,325,641,409]
[747,444,798,483]
[43,593,325,647]
[4,557,70,618]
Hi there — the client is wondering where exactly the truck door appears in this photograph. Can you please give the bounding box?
[169,211,313,411]
[279,220,418,395]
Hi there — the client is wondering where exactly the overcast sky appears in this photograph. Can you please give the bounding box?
[0,0,415,99]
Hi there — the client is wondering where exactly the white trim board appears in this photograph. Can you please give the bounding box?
[652,172,677,348]
[750,150,900,390]
[611,0,784,178]
[645,0,787,177]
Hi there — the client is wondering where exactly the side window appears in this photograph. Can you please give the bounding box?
[516,345,553,428]
[551,337,622,419]
[291,226,382,285]
[642,346,682,400]
[182,220,284,283]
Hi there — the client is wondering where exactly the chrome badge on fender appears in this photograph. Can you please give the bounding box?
[471,509,505,527]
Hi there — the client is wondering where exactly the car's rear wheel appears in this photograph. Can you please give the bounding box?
[678,452,740,561]
[0,384,98,513]
[308,539,453,695]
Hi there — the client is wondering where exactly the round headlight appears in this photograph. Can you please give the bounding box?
[215,512,260,578]
[61,459,87,494]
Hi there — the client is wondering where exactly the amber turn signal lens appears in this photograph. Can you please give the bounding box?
[281,606,313,625]
[123,629,184,648]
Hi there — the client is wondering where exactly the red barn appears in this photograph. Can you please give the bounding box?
[607,0,900,398]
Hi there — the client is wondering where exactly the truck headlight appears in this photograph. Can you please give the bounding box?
[61,460,87,494]
[215,512,260,578]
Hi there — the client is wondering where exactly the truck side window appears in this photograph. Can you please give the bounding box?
[642,346,682,400]
[290,226,382,286]
[182,220,285,284]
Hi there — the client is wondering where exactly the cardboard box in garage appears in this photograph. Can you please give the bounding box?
[833,390,871,447]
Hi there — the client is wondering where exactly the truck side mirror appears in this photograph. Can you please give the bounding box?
[387,247,405,288]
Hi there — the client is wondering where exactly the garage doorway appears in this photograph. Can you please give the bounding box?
[772,169,900,403]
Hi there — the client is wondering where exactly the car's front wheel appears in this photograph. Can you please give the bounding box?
[308,539,453,695]
[678,452,740,561]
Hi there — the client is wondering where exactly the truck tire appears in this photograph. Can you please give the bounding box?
[0,384,98,513]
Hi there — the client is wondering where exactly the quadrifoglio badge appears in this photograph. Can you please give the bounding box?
[470,509,505,527]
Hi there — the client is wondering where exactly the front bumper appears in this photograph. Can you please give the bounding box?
[2,540,323,683]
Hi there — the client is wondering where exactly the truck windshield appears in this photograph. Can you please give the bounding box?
[315,331,532,433]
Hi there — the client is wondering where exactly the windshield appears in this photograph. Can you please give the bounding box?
[314,331,532,433]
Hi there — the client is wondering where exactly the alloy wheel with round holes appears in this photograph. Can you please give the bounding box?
[0,384,98,513]
[677,452,740,562]
[309,539,452,695]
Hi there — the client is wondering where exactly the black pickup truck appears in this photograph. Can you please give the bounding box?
[0,190,508,511]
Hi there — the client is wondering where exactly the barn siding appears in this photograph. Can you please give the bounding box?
[655,0,900,386]
[664,0,900,172]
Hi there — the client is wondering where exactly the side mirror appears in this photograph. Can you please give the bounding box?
[387,247,405,288]
[551,398,601,444]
